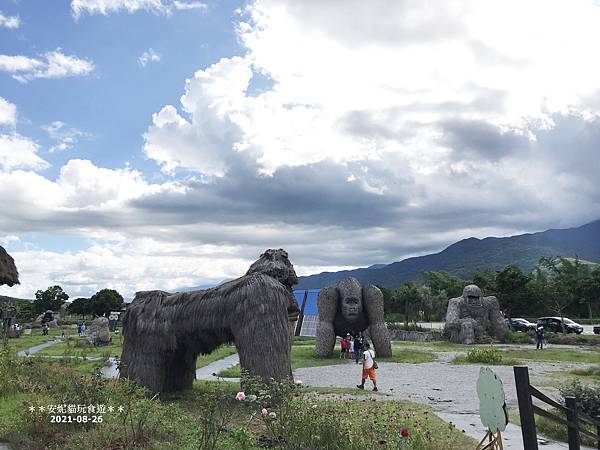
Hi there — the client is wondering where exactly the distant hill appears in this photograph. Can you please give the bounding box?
[0,295,33,303]
[296,220,600,290]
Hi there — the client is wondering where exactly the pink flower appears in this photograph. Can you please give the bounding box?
[261,408,268,416]
[269,412,277,418]
[235,392,246,401]
[400,428,409,438]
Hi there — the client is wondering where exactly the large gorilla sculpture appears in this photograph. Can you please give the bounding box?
[315,277,392,358]
[120,249,300,393]
[445,284,507,344]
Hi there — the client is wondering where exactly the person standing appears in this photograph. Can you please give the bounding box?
[339,336,347,358]
[357,342,378,391]
[354,334,363,364]
[349,335,355,360]
[536,325,545,350]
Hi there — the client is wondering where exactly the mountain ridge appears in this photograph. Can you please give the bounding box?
[295,219,600,290]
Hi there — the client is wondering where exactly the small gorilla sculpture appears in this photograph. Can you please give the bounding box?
[120,249,300,393]
[445,284,508,344]
[315,277,392,357]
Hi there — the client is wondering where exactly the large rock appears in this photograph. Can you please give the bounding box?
[33,310,60,328]
[87,317,111,346]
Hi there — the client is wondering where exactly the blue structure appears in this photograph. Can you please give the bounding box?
[293,289,320,316]
[293,289,320,336]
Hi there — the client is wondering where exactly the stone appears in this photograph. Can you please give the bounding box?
[315,277,392,357]
[87,316,111,346]
[444,285,508,344]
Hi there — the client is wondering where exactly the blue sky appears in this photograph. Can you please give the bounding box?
[1,0,599,300]
[1,1,242,177]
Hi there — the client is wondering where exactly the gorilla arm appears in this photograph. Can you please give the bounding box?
[315,286,338,357]
[486,296,508,340]
[363,284,392,357]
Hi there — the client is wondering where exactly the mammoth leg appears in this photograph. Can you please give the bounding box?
[162,348,197,392]
[363,285,392,357]
[234,288,293,383]
[315,286,338,357]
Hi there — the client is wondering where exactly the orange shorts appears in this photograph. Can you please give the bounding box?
[362,367,376,381]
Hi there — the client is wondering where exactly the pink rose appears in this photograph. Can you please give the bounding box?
[261,408,268,416]
[235,392,246,401]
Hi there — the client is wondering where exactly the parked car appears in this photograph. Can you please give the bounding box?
[506,318,536,332]
[593,325,599,334]
[537,317,584,334]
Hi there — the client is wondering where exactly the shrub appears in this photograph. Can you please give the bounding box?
[560,380,600,418]
[504,331,534,344]
[387,322,428,332]
[465,347,503,364]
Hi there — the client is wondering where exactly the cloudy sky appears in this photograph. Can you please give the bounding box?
[1,0,600,300]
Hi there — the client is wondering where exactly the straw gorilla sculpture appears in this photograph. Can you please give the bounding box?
[120,249,300,393]
[315,277,392,357]
[445,284,507,344]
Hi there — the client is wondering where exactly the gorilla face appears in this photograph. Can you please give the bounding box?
[337,277,363,322]
[341,295,362,322]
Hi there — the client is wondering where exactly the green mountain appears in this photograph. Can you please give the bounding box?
[296,220,600,289]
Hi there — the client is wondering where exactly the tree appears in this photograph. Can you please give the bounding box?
[496,265,530,317]
[376,285,394,317]
[536,256,590,329]
[582,266,600,319]
[67,297,91,320]
[393,282,424,327]
[89,289,124,317]
[422,271,466,298]
[472,267,498,295]
[33,285,69,314]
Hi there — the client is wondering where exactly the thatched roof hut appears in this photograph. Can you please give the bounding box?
[0,245,19,287]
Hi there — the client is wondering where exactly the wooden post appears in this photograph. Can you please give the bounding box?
[565,396,580,450]
[514,366,539,450]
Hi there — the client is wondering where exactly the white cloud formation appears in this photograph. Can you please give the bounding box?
[42,121,91,153]
[0,134,48,172]
[143,0,600,176]
[173,1,206,10]
[144,57,250,175]
[0,11,20,29]
[71,0,206,18]
[138,48,161,67]
[0,96,17,127]
[0,50,94,83]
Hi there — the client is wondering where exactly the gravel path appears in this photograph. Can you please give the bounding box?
[294,353,594,449]
[17,337,64,357]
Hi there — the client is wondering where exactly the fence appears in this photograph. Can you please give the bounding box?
[514,366,600,450]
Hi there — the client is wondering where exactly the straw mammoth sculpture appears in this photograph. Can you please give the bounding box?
[315,277,392,357]
[0,245,19,287]
[120,249,300,393]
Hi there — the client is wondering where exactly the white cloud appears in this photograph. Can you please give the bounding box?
[0,96,17,127]
[143,57,250,175]
[42,121,91,153]
[0,134,49,172]
[0,12,20,29]
[138,48,161,67]
[71,0,207,18]
[173,1,207,10]
[143,0,600,176]
[0,50,94,83]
